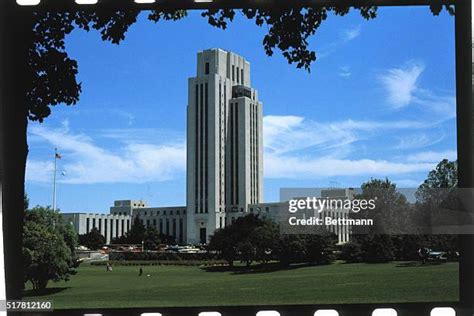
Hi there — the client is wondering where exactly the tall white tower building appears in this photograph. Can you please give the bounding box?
[186,49,263,244]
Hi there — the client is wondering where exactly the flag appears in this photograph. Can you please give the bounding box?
[55,152,62,159]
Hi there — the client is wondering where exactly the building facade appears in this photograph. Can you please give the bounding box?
[61,49,351,246]
[186,49,263,244]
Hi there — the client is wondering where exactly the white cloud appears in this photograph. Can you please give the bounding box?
[264,154,435,179]
[406,150,457,163]
[318,26,362,58]
[379,62,456,119]
[339,66,351,78]
[342,26,361,42]
[263,115,433,157]
[26,124,185,184]
[262,114,454,179]
[263,115,358,155]
[379,61,425,108]
[395,133,445,150]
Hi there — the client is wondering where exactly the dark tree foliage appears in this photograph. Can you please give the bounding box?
[126,215,146,244]
[339,241,364,263]
[353,178,413,234]
[143,225,161,250]
[208,214,271,266]
[416,159,458,203]
[276,232,337,266]
[202,6,377,70]
[78,227,105,250]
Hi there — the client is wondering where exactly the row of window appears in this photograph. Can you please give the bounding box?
[139,209,186,217]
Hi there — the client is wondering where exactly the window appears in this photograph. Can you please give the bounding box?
[205,62,209,74]
[164,211,167,215]
[232,65,235,81]
[241,68,244,84]
[236,67,239,82]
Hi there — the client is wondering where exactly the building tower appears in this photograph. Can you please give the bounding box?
[186,49,263,244]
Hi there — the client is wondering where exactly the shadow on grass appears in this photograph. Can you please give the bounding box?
[202,262,325,274]
[395,261,443,267]
[23,287,70,297]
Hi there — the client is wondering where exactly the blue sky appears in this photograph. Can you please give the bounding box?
[25,6,457,213]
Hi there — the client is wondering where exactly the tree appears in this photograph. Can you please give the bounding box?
[143,226,161,250]
[127,216,146,244]
[353,178,413,234]
[350,178,408,263]
[208,226,238,266]
[22,206,78,291]
[209,214,278,266]
[304,232,337,264]
[276,235,306,266]
[415,159,459,255]
[416,159,457,204]
[78,227,105,250]
[252,222,279,264]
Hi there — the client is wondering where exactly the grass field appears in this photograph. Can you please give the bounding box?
[24,262,459,309]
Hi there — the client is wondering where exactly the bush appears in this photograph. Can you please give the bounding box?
[90,259,227,267]
[360,235,394,263]
[108,251,217,261]
[340,242,363,263]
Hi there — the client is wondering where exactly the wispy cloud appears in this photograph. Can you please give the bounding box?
[406,150,457,163]
[264,154,435,179]
[318,25,362,59]
[394,133,445,150]
[342,25,361,42]
[379,61,425,108]
[26,123,185,184]
[263,115,455,179]
[263,115,434,156]
[378,61,456,119]
[339,66,351,78]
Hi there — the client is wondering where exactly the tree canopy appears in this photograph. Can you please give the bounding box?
[22,206,78,291]
[78,227,105,250]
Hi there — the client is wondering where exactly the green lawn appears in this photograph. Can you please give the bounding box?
[24,262,459,309]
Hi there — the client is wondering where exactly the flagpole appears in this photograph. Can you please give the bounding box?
[53,148,57,211]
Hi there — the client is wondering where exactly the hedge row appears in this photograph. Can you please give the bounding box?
[90,259,227,267]
[108,251,217,261]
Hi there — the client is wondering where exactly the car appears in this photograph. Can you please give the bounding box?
[427,251,448,261]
